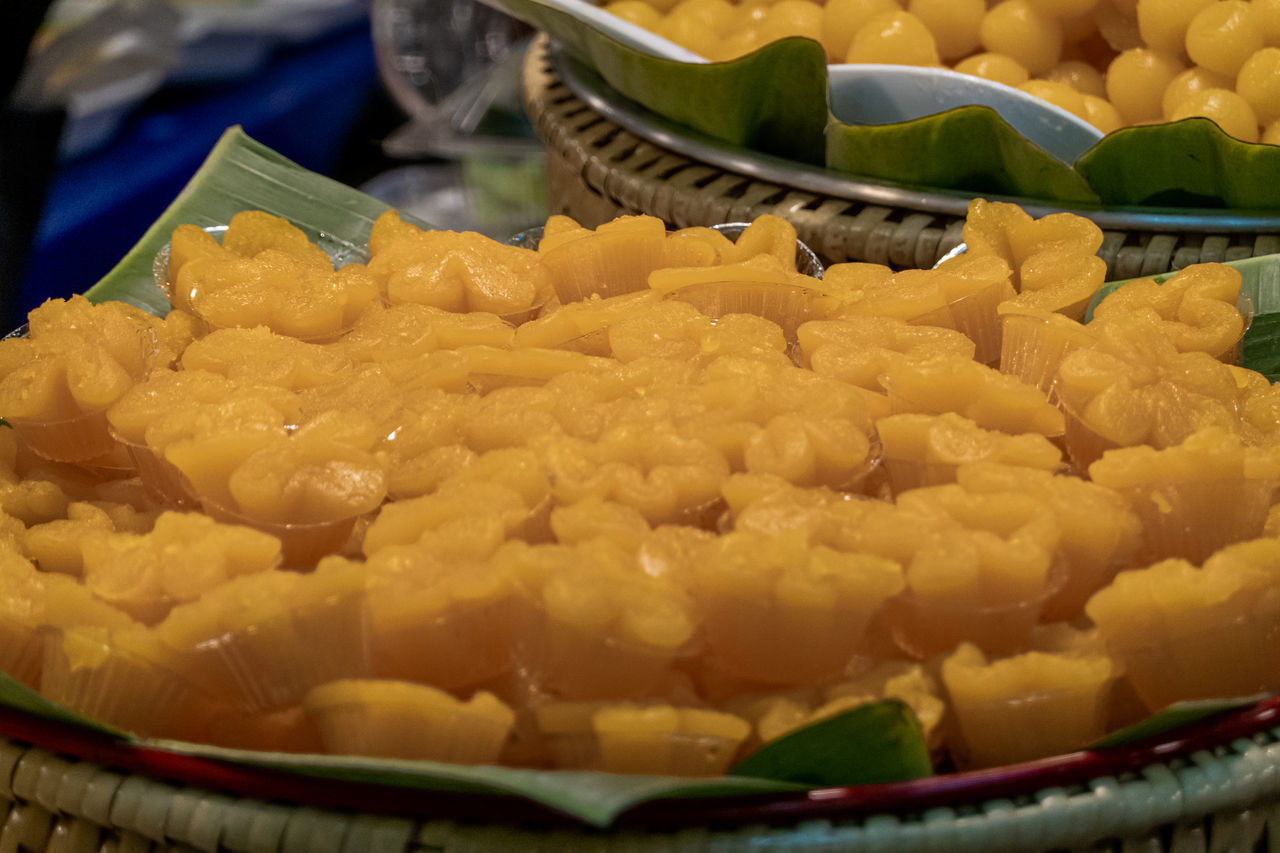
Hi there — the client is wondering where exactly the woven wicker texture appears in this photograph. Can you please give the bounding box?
[521,37,1280,277]
[6,730,1280,852]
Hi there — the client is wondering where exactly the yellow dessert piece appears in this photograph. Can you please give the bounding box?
[884,487,1060,658]
[305,679,514,764]
[536,701,750,776]
[719,214,804,269]
[0,546,50,687]
[180,326,353,391]
[549,498,652,550]
[694,529,904,684]
[513,538,697,700]
[201,704,323,754]
[23,501,116,576]
[928,253,1017,364]
[0,296,164,461]
[1055,314,1241,470]
[996,304,1096,399]
[605,299,788,366]
[109,370,299,508]
[458,344,614,393]
[798,315,976,394]
[535,421,729,525]
[220,210,334,270]
[1088,427,1280,563]
[833,268,957,329]
[362,480,535,556]
[649,254,831,337]
[880,355,1065,437]
[80,510,281,625]
[1092,263,1247,362]
[370,388,478,501]
[538,214,672,303]
[957,463,1142,621]
[941,642,1114,768]
[40,623,220,740]
[154,558,369,712]
[176,216,380,341]
[1086,542,1280,711]
[514,291,658,355]
[875,412,1063,494]
[360,537,523,689]
[965,199,1106,320]
[367,211,550,320]
[742,412,875,490]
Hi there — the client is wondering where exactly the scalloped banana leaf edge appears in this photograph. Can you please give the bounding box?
[826,105,1100,205]
[1076,118,1280,211]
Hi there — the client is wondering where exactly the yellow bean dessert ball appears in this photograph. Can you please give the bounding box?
[604,0,662,28]
[980,0,1064,76]
[821,0,901,64]
[953,52,1031,87]
[1168,88,1260,142]
[1265,118,1280,145]
[1256,0,1280,45]
[1106,47,1186,124]
[845,9,941,65]
[1081,93,1123,132]
[1018,79,1090,120]
[1025,0,1101,19]
[1236,47,1280,126]
[1135,0,1217,57]
[1161,65,1235,120]
[1185,0,1263,78]
[760,0,825,44]
[1042,59,1107,97]
[907,0,984,61]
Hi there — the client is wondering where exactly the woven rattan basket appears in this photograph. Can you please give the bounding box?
[521,35,1280,278]
[6,696,1280,852]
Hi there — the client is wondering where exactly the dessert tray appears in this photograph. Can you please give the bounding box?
[4,128,1280,853]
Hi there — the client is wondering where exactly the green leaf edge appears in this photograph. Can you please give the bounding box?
[731,699,933,788]
[499,0,829,164]
[1075,118,1280,210]
[1087,692,1271,750]
[826,105,1100,205]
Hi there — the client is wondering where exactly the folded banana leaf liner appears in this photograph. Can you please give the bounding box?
[1,127,1278,830]
[496,0,1280,209]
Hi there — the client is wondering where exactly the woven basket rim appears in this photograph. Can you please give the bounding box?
[2,692,1278,829]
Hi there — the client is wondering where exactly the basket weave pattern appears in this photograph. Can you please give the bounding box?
[6,730,1280,851]
[521,37,1280,278]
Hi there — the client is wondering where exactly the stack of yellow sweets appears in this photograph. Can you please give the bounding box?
[0,200,1276,776]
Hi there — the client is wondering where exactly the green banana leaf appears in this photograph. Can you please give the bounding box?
[1075,118,1280,210]
[83,126,408,317]
[0,671,125,739]
[495,0,828,164]
[1088,252,1280,381]
[826,106,1100,204]
[731,700,933,788]
[1088,693,1270,750]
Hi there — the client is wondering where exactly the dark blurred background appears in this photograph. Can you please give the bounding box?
[0,0,543,331]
